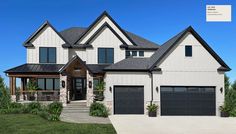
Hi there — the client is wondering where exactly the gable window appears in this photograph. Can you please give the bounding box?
[98,48,114,64]
[39,47,56,63]
[139,51,144,57]
[185,46,192,57]
[132,51,137,56]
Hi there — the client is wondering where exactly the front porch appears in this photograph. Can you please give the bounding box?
[5,56,109,106]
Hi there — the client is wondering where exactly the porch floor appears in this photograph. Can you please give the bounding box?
[60,101,111,124]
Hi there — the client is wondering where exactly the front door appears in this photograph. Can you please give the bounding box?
[73,78,86,100]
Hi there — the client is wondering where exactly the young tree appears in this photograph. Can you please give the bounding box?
[0,76,11,108]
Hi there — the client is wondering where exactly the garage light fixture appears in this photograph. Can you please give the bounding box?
[109,86,112,92]
[220,87,223,94]
[156,87,159,93]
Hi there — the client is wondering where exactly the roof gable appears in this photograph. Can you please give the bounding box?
[149,26,231,71]
[74,11,137,46]
[23,21,70,48]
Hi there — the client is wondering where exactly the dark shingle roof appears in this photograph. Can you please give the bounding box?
[60,27,159,49]
[104,58,150,71]
[5,64,64,73]
[87,64,110,74]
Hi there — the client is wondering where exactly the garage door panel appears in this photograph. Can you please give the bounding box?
[161,86,216,116]
[114,86,144,114]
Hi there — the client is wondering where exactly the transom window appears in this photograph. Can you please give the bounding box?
[39,47,56,63]
[37,78,60,90]
[98,48,114,64]
[185,45,192,57]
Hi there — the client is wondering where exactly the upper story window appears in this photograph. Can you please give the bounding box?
[98,48,114,64]
[39,47,56,63]
[126,50,144,58]
[185,45,192,57]
[139,51,144,57]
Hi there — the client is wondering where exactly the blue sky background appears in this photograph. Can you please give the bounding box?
[0,0,235,86]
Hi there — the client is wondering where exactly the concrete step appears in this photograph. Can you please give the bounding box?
[63,108,89,110]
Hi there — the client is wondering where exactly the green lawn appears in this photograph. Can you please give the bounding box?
[0,114,116,134]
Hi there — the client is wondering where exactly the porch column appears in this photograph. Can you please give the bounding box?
[9,76,16,102]
[86,71,94,106]
[19,78,25,101]
[60,74,67,106]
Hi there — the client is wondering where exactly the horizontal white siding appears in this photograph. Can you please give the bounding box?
[27,26,68,64]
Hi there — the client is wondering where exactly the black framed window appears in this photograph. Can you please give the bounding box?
[132,51,137,56]
[139,51,144,57]
[37,78,60,90]
[185,46,192,57]
[98,48,114,64]
[39,47,56,63]
[125,51,131,58]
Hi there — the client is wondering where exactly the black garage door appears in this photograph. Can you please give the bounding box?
[161,86,216,116]
[114,86,144,114]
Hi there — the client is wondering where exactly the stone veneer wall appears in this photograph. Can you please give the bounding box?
[60,74,67,106]
[86,71,94,107]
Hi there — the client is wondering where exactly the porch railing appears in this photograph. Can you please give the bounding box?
[17,90,60,101]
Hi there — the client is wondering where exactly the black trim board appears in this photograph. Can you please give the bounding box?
[23,21,71,48]
[149,26,231,71]
[84,22,128,46]
[74,11,137,46]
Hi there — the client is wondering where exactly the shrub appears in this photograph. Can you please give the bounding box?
[38,110,50,120]
[47,102,63,121]
[89,102,109,117]
[27,102,41,114]
[48,102,63,115]
[10,102,23,109]
[146,104,158,112]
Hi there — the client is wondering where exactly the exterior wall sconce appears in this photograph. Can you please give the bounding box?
[61,80,65,88]
[89,81,92,88]
[109,86,112,92]
[156,87,159,93]
[220,87,223,94]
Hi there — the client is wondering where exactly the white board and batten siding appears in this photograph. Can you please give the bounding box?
[69,27,126,64]
[27,26,69,64]
[152,32,224,116]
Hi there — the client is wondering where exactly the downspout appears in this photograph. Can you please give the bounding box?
[149,70,153,105]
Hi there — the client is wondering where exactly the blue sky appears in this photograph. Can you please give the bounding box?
[0,0,235,86]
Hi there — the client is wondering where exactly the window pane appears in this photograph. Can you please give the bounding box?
[39,48,47,63]
[93,79,99,90]
[37,79,45,90]
[139,51,144,57]
[107,48,114,63]
[132,51,137,56]
[46,79,53,90]
[48,48,56,63]
[98,48,106,63]
[185,46,192,57]
[174,87,187,92]
[126,51,130,58]
[54,79,60,90]
[161,87,173,92]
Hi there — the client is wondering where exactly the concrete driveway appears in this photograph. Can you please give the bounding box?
[109,115,236,134]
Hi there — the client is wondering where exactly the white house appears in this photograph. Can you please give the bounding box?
[5,11,230,116]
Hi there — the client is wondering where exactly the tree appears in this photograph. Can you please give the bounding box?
[225,74,231,95]
[0,76,11,108]
[231,80,236,91]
